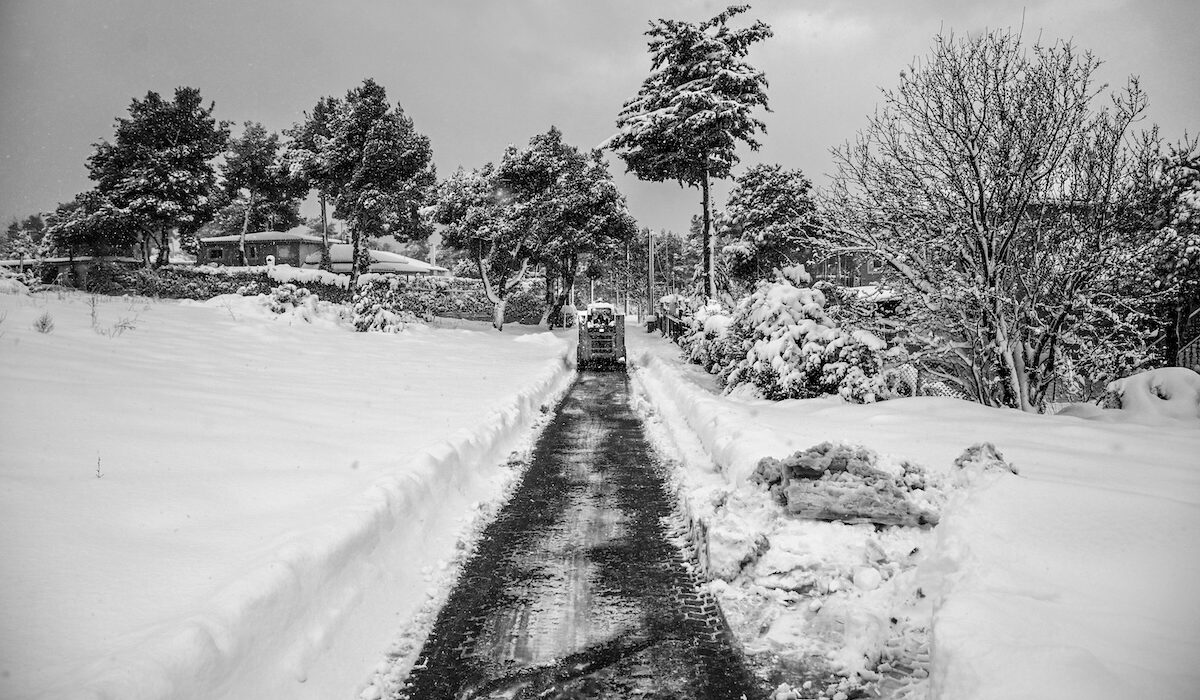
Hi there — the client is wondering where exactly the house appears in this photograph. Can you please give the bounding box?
[800,246,886,288]
[197,228,338,267]
[302,243,450,276]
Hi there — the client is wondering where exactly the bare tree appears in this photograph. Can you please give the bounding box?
[820,29,1163,411]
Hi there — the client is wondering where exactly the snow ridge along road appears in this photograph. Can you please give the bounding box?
[398,371,765,699]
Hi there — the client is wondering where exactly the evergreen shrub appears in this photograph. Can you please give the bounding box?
[685,266,892,402]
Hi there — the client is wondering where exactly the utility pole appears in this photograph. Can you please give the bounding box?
[624,237,631,317]
[646,229,655,323]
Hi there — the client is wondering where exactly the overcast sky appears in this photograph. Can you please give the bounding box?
[2,0,1197,234]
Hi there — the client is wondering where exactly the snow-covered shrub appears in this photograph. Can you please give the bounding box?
[32,312,54,334]
[714,266,891,402]
[880,363,919,398]
[351,275,419,332]
[0,268,30,295]
[678,298,733,372]
[265,283,312,314]
[236,280,264,296]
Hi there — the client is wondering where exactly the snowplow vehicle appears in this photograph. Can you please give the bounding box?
[577,302,626,370]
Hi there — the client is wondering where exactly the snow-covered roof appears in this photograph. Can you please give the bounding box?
[199,230,327,244]
[303,243,449,274]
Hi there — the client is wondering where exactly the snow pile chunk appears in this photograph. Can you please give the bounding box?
[952,442,1018,478]
[754,442,941,527]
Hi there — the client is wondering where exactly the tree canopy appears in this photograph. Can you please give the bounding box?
[87,86,229,266]
[435,127,636,329]
[820,29,1171,410]
[608,4,771,299]
[719,163,817,289]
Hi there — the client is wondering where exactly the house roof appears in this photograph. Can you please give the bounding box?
[304,243,449,273]
[199,229,329,244]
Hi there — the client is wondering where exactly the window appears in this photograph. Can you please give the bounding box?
[866,258,884,274]
[208,248,223,260]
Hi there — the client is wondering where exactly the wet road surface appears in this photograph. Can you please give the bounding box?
[396,371,765,699]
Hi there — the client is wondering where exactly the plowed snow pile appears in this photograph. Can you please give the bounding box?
[628,328,1200,700]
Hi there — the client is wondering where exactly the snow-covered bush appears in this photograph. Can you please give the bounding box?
[351,275,419,333]
[677,298,733,372]
[265,283,312,314]
[0,268,30,295]
[711,266,891,402]
[236,280,264,296]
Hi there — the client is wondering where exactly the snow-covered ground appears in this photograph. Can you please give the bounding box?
[626,328,1200,700]
[4,276,1198,700]
[0,282,572,699]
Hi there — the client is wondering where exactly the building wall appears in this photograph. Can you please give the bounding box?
[198,240,321,267]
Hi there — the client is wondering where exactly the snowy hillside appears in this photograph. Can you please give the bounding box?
[0,287,572,699]
[627,329,1200,700]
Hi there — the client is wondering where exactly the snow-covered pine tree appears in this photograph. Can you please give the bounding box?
[222,122,306,264]
[323,79,435,284]
[505,128,636,327]
[1138,137,1200,364]
[608,5,772,300]
[720,164,818,290]
[87,87,229,267]
[433,163,526,330]
[285,96,343,270]
[42,191,140,263]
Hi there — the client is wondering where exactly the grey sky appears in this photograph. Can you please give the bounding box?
[2,0,1197,234]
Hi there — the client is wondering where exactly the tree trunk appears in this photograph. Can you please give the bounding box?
[646,230,655,321]
[473,239,506,331]
[140,233,151,268]
[239,193,255,266]
[547,256,577,329]
[492,298,508,332]
[542,275,555,327]
[319,192,332,271]
[154,226,169,268]
[350,209,369,287]
[700,169,716,300]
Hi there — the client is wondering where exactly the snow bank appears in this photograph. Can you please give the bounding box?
[0,290,573,699]
[1107,367,1200,421]
[627,330,1200,700]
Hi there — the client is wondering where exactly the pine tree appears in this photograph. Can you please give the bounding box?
[42,191,140,265]
[87,87,229,267]
[323,79,435,283]
[608,5,772,300]
[285,96,342,269]
[435,128,636,330]
[223,122,306,263]
[720,164,818,288]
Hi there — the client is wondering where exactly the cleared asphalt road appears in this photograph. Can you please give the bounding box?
[396,370,765,699]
